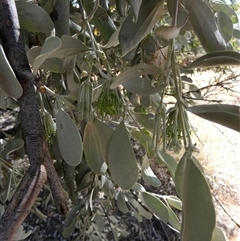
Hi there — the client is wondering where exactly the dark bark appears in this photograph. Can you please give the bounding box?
[0,1,68,240]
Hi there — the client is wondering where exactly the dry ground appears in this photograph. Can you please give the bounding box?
[187,69,240,241]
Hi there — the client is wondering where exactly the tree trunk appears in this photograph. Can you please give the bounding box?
[0,1,68,240]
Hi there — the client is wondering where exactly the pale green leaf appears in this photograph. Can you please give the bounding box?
[27,46,41,65]
[55,108,83,166]
[131,129,155,157]
[167,207,181,231]
[119,0,164,56]
[123,76,167,95]
[110,64,166,95]
[132,183,146,192]
[157,151,177,178]
[155,25,181,40]
[33,36,61,74]
[103,28,120,48]
[83,119,113,174]
[111,63,162,89]
[233,29,240,39]
[181,158,216,241]
[2,139,24,157]
[132,112,155,133]
[117,192,129,214]
[16,1,54,33]
[83,122,106,174]
[133,209,143,222]
[165,195,182,211]
[186,0,226,52]
[50,35,89,58]
[102,177,115,197]
[141,155,161,187]
[15,225,32,240]
[63,203,84,238]
[213,3,239,24]
[187,104,240,132]
[27,47,65,73]
[107,121,138,190]
[217,11,233,43]
[174,151,190,198]
[141,192,169,223]
[0,45,23,98]
[182,51,240,69]
[211,226,226,241]
[137,202,152,220]
[40,58,65,73]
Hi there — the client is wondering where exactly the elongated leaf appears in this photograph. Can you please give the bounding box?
[0,172,12,203]
[111,63,166,95]
[27,47,65,73]
[186,0,226,52]
[157,151,177,178]
[181,157,216,241]
[15,225,32,240]
[63,203,84,238]
[127,0,142,22]
[213,3,238,24]
[141,155,161,187]
[27,46,41,65]
[33,36,61,74]
[83,119,113,174]
[0,46,23,98]
[83,122,105,174]
[167,206,181,231]
[2,139,24,157]
[137,202,152,220]
[182,51,240,69]
[233,29,240,39]
[211,226,226,241]
[217,11,233,43]
[174,151,190,198]
[83,1,116,43]
[103,28,120,48]
[107,121,138,190]
[117,192,129,214]
[141,192,169,223]
[40,58,65,73]
[55,108,83,166]
[132,112,155,132]
[111,63,162,88]
[131,129,155,157]
[123,76,167,95]
[165,195,182,211]
[167,0,192,31]
[119,0,164,56]
[187,104,240,132]
[16,1,54,33]
[102,177,115,197]
[50,35,89,58]
[132,183,146,192]
[155,25,181,40]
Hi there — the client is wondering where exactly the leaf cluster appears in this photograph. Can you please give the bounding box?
[1,0,239,240]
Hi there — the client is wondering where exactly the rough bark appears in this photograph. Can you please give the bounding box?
[0,1,68,240]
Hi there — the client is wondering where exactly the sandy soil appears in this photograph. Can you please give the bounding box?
[187,69,240,241]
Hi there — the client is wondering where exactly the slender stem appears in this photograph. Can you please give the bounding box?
[170,41,188,148]
[172,0,179,27]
